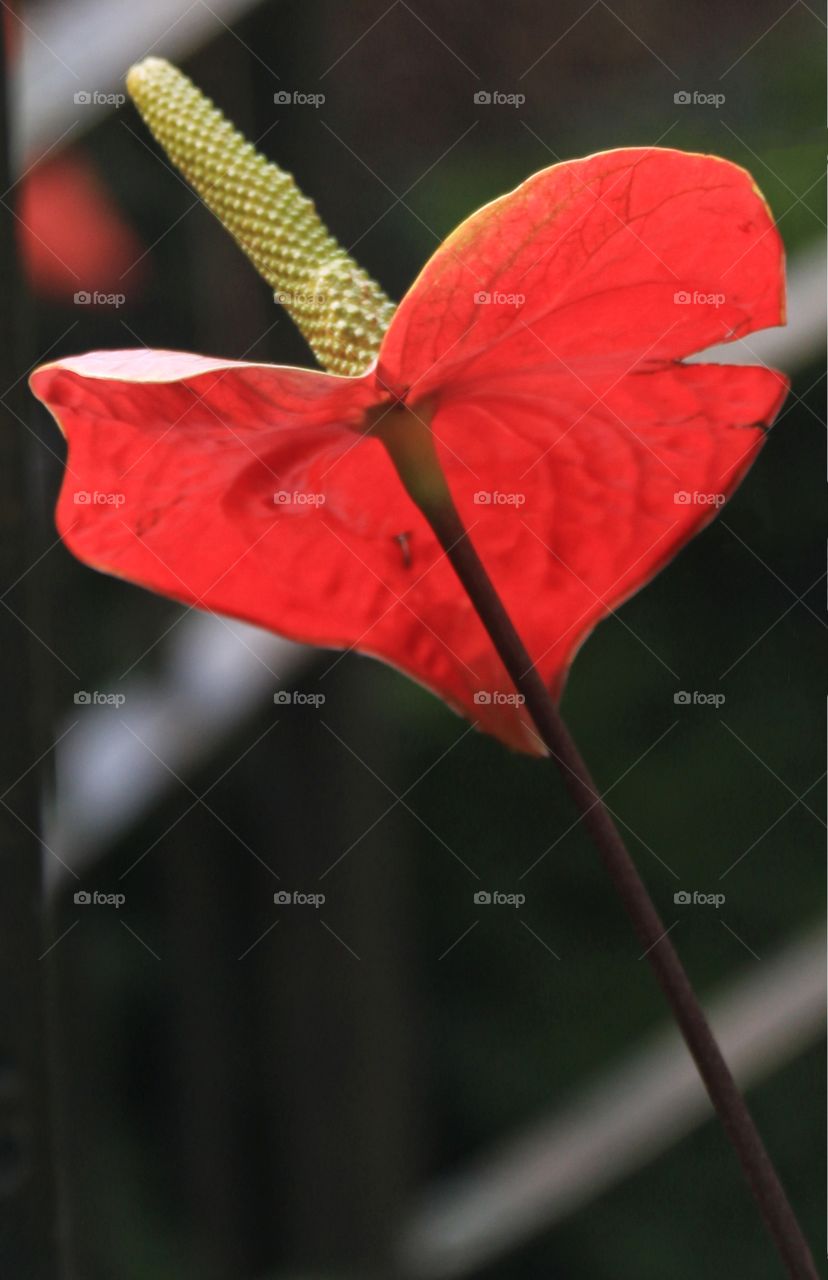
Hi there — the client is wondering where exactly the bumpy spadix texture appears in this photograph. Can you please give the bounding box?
[32,141,787,754]
[126,57,395,376]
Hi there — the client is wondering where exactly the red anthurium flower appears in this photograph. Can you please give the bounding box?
[30,61,786,755]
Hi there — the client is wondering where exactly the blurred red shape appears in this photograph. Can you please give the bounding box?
[19,150,147,302]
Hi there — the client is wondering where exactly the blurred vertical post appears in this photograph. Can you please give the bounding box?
[0,12,62,1279]
[259,662,423,1276]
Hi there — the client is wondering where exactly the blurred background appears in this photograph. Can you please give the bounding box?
[2,1,825,1277]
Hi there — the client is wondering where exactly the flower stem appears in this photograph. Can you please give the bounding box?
[380,411,817,1279]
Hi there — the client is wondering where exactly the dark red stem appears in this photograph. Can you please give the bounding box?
[379,411,817,1279]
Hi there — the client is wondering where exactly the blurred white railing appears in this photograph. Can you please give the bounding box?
[398,927,824,1276]
[15,0,264,160]
[44,616,308,882]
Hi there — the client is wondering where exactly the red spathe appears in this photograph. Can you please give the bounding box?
[30,148,787,754]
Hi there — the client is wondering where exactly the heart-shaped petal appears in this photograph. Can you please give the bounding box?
[378,148,784,399]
